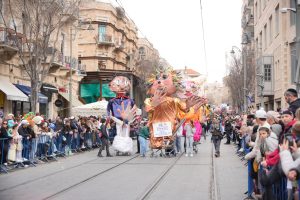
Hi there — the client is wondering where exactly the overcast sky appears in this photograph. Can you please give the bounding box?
[112,0,242,83]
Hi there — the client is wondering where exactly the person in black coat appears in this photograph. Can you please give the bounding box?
[224,116,233,144]
[97,118,112,157]
[284,88,300,116]
[0,120,12,164]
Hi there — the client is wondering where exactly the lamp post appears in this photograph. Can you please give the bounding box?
[69,19,94,117]
[230,45,247,113]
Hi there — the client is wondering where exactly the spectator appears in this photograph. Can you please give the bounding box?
[0,120,12,165]
[279,110,297,144]
[284,88,300,116]
[138,121,149,157]
[97,118,112,157]
[245,109,270,161]
[266,111,283,137]
[224,116,233,144]
[211,117,222,157]
[184,121,194,157]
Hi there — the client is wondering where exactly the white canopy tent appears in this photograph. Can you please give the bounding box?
[72,100,108,117]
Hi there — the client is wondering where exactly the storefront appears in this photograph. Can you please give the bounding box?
[41,83,58,118]
[0,76,29,117]
[14,84,48,116]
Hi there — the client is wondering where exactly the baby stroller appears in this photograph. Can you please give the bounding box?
[150,119,186,158]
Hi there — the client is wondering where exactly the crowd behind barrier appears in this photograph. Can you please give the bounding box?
[224,106,300,200]
[0,114,130,174]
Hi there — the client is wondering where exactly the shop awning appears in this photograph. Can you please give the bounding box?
[14,84,48,104]
[58,91,84,107]
[0,76,28,102]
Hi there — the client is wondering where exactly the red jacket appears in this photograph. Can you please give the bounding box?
[266,148,280,166]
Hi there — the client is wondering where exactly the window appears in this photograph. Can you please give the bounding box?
[259,0,262,17]
[264,24,267,49]
[0,0,3,24]
[259,31,262,53]
[291,43,297,83]
[275,5,279,35]
[61,33,65,55]
[269,16,272,44]
[139,47,145,60]
[290,0,296,26]
[98,25,106,41]
[264,64,271,81]
[255,2,258,23]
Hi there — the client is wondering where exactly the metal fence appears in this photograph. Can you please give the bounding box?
[0,130,103,174]
[236,136,289,200]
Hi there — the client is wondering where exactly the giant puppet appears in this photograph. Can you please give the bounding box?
[107,76,136,154]
[144,67,204,149]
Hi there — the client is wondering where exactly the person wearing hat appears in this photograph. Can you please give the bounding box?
[266,111,283,137]
[245,109,270,161]
[280,110,297,144]
[284,88,300,116]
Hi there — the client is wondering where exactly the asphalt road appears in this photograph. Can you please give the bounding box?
[0,137,247,200]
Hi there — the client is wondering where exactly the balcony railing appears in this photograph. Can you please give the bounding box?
[0,30,19,51]
[97,34,115,46]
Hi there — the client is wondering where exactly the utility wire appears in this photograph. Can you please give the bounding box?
[199,0,208,76]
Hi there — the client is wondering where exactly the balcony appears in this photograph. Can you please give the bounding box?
[97,34,115,46]
[0,30,19,59]
[77,63,87,76]
[256,56,274,97]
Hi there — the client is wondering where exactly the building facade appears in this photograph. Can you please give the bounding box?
[0,0,84,119]
[253,0,297,111]
[78,0,140,104]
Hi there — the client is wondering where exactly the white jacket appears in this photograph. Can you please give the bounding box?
[245,122,270,161]
[280,149,300,176]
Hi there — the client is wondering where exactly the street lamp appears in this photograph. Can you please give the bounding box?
[69,18,94,117]
[231,44,248,113]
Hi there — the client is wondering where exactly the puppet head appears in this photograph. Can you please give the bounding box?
[146,66,181,96]
[109,76,131,94]
[176,80,200,99]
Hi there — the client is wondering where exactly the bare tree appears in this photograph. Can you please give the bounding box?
[224,55,244,112]
[0,0,80,113]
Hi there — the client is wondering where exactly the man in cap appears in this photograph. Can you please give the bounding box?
[245,109,270,160]
[284,88,300,115]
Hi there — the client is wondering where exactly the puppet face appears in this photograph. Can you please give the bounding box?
[109,76,131,94]
[176,80,199,99]
[148,73,176,96]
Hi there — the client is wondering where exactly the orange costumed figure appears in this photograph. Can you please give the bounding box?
[144,68,204,149]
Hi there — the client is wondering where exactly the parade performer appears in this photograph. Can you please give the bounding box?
[144,67,204,149]
[107,76,136,155]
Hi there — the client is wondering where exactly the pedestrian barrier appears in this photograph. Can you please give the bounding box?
[0,131,102,174]
[239,142,288,200]
[0,138,9,173]
[245,148,254,199]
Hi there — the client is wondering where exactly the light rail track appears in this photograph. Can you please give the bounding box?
[43,154,139,200]
[136,153,183,200]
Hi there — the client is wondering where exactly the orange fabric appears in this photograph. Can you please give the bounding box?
[145,97,186,149]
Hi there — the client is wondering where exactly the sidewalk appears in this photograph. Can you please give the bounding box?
[214,141,247,200]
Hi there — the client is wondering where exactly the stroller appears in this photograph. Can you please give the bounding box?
[150,119,186,158]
